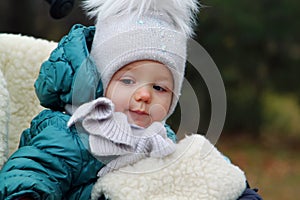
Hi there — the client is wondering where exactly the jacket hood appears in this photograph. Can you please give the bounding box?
[34,24,103,111]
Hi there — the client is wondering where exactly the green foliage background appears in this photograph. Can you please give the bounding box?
[197,0,300,138]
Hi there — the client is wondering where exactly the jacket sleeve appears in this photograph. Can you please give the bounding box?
[0,110,102,200]
[34,24,103,111]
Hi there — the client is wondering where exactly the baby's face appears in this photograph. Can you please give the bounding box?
[105,60,174,128]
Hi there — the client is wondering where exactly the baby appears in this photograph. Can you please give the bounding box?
[0,0,262,199]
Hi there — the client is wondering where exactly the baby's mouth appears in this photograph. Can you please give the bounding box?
[130,109,148,115]
[127,109,151,127]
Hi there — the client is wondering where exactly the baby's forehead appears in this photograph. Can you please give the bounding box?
[117,61,173,79]
[119,60,165,70]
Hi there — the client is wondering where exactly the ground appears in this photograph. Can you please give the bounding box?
[217,133,300,200]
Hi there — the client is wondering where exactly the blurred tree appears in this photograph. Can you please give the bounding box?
[196,0,300,135]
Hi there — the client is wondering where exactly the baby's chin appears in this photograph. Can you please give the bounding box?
[128,118,151,128]
[127,113,152,128]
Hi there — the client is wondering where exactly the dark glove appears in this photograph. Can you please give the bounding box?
[238,181,263,200]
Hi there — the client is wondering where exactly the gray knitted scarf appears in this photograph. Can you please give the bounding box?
[67,97,175,176]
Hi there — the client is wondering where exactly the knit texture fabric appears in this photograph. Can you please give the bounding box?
[82,0,200,118]
[68,97,176,176]
[90,11,187,119]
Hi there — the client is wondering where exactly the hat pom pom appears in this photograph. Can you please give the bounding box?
[82,0,200,37]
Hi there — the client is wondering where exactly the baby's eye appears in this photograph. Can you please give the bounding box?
[153,85,167,92]
[120,78,135,85]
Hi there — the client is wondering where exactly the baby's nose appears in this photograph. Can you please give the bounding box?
[134,85,152,103]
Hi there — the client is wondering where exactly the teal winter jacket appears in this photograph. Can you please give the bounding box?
[0,24,176,200]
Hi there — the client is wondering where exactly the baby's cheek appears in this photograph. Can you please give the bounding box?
[113,101,128,113]
[111,92,132,112]
[149,104,168,121]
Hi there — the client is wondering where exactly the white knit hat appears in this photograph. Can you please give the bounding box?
[84,0,199,117]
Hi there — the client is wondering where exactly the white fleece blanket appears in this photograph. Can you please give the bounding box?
[92,134,246,200]
[0,34,57,156]
[0,69,9,168]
